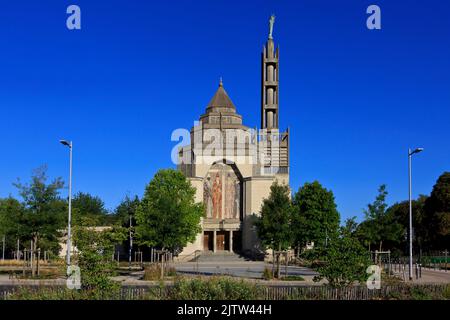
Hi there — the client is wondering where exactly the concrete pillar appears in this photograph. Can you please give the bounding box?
[267,88,273,105]
[267,65,274,82]
[229,230,233,253]
[213,230,217,252]
[267,111,273,128]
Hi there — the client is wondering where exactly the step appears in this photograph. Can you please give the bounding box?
[195,252,249,262]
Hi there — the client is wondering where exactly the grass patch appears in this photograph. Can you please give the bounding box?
[7,286,122,300]
[1,268,63,280]
[280,275,305,281]
[149,277,264,300]
[380,271,403,286]
[143,263,177,280]
[4,278,450,300]
[262,267,273,280]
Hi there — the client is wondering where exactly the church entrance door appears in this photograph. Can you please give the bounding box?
[216,231,226,251]
[204,231,213,251]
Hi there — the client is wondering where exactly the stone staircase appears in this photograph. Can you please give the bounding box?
[194,251,250,262]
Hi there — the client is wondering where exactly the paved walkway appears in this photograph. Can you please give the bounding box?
[174,261,319,281]
[3,261,449,287]
[0,274,66,286]
[0,261,321,286]
[112,261,324,285]
[391,264,450,283]
[411,269,450,284]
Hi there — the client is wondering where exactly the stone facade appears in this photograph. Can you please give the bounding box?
[177,20,290,258]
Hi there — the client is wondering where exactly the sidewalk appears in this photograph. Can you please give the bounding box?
[392,267,450,284]
[411,269,450,284]
[0,274,65,286]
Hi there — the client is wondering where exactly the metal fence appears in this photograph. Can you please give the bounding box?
[419,251,449,271]
[2,284,449,300]
[374,250,450,280]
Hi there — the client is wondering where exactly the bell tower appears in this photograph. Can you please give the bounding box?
[261,15,279,130]
[259,15,289,176]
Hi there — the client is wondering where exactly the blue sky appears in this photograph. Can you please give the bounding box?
[0,0,449,222]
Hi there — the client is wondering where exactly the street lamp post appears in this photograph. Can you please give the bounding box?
[408,147,423,281]
[2,235,5,261]
[60,140,73,266]
[129,215,133,270]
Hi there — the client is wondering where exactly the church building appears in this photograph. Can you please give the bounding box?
[177,16,290,258]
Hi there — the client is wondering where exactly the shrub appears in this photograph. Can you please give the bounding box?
[7,287,120,300]
[72,227,121,299]
[8,287,72,300]
[442,285,450,300]
[164,277,263,300]
[144,264,177,280]
[410,287,434,300]
[262,267,273,280]
[306,227,371,288]
[167,266,177,276]
[281,275,305,281]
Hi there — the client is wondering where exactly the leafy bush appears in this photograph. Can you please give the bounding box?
[144,264,177,280]
[410,287,433,300]
[305,227,371,288]
[262,267,273,280]
[442,285,450,300]
[8,287,76,300]
[386,284,450,300]
[72,227,121,299]
[7,283,450,300]
[7,286,122,300]
[280,275,305,281]
[159,277,263,300]
[144,264,161,280]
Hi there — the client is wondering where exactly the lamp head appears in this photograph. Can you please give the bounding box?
[410,147,424,155]
[60,140,71,148]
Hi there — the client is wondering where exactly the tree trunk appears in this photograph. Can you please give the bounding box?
[272,250,275,278]
[161,254,165,279]
[37,249,40,276]
[160,248,165,279]
[16,238,20,261]
[378,241,382,264]
[276,243,281,279]
[34,236,39,278]
[30,240,35,277]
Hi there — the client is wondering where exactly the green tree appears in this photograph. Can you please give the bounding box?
[387,195,427,254]
[13,166,66,257]
[114,195,140,227]
[111,195,140,255]
[255,181,292,278]
[356,185,403,253]
[72,226,120,299]
[307,226,371,288]
[359,184,388,251]
[135,169,204,253]
[72,192,112,226]
[343,216,359,236]
[291,181,340,250]
[424,172,450,250]
[0,197,25,256]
